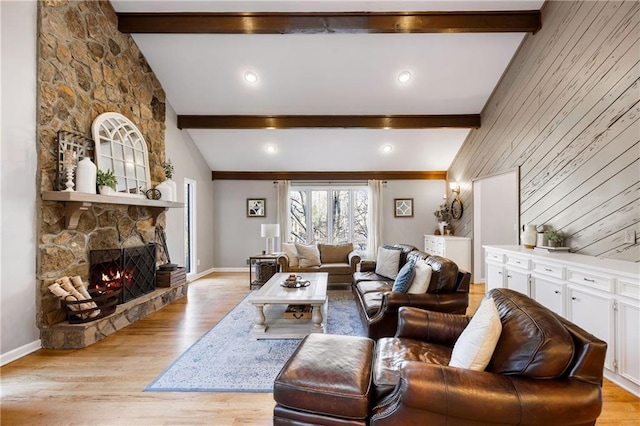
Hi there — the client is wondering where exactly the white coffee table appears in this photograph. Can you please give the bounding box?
[248,272,328,339]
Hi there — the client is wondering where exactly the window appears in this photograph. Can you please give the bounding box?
[184,178,197,276]
[289,186,368,251]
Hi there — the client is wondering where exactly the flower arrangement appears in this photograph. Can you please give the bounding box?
[96,168,117,191]
[162,160,174,179]
[433,202,451,223]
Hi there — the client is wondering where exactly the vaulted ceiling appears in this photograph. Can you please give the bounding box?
[110,0,545,178]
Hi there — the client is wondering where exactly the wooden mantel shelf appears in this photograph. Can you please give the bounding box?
[42,191,184,230]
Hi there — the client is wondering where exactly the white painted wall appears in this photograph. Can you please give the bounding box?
[164,103,216,276]
[212,179,446,267]
[0,0,40,362]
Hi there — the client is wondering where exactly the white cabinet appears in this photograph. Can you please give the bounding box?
[424,235,471,273]
[566,286,614,370]
[483,245,640,396]
[531,275,565,316]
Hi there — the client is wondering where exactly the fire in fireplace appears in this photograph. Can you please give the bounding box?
[89,243,156,304]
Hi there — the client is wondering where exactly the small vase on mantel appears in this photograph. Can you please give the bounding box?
[164,178,177,202]
[75,157,97,194]
[155,180,173,201]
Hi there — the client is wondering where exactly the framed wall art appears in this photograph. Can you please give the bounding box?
[394,198,414,218]
[247,198,266,217]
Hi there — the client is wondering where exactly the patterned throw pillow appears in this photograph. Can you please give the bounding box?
[294,243,321,268]
[392,260,416,292]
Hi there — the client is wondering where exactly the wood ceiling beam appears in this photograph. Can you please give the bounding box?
[211,171,446,180]
[178,115,480,129]
[117,11,541,34]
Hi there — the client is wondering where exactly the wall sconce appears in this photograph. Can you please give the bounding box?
[261,224,280,254]
[449,182,461,195]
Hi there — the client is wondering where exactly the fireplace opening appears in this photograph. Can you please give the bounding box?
[89,243,157,304]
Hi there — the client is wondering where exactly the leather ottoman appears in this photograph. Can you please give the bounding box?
[273,333,375,426]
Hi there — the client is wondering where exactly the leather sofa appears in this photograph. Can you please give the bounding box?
[273,288,607,425]
[353,245,471,339]
[277,243,361,286]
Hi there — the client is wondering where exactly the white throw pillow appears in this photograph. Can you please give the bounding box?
[374,246,401,279]
[407,260,433,294]
[281,243,299,267]
[449,297,502,371]
[294,243,321,268]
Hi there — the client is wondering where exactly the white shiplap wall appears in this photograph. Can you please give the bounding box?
[448,0,639,263]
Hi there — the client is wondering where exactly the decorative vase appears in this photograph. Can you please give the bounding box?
[98,186,115,196]
[155,180,173,201]
[438,222,448,235]
[521,224,537,248]
[75,157,97,194]
[536,232,547,247]
[164,178,177,202]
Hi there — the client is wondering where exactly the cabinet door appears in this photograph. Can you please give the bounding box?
[531,275,565,316]
[506,268,529,296]
[567,286,614,370]
[486,263,504,291]
[617,299,640,386]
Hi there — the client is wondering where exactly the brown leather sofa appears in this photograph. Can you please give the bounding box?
[273,288,607,426]
[353,245,471,339]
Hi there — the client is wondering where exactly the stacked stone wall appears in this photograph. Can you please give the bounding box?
[37,0,168,329]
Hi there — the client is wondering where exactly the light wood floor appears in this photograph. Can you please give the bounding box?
[1,272,638,425]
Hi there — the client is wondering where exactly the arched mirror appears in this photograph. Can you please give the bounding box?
[91,112,151,198]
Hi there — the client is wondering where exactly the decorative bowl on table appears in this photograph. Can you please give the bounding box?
[281,274,310,288]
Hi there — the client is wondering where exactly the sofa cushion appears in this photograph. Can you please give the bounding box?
[315,263,351,275]
[295,242,321,268]
[392,244,418,266]
[392,260,416,292]
[362,292,386,317]
[407,260,432,294]
[375,246,402,279]
[353,271,394,285]
[487,289,575,379]
[319,243,353,263]
[355,281,392,295]
[449,297,502,371]
[282,242,299,267]
[425,255,459,293]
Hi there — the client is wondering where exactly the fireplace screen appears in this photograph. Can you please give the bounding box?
[89,243,156,304]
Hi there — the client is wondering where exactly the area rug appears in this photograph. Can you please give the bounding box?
[145,290,365,392]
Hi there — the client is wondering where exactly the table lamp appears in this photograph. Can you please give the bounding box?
[261,224,280,254]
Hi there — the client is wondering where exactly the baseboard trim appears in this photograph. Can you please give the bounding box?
[212,267,247,273]
[188,267,216,282]
[1,339,42,366]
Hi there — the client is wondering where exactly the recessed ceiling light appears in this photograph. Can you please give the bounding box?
[244,71,258,83]
[381,144,393,154]
[265,145,277,154]
[398,71,412,83]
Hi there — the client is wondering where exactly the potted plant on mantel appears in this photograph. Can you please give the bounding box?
[96,169,117,195]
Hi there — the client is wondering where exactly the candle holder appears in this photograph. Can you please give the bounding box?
[62,148,77,192]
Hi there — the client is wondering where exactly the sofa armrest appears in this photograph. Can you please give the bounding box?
[371,362,603,425]
[277,254,290,272]
[360,260,376,272]
[348,251,362,272]
[395,306,469,345]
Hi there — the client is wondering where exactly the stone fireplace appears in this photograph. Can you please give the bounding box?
[36,1,187,349]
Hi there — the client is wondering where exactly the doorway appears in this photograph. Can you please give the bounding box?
[473,169,519,282]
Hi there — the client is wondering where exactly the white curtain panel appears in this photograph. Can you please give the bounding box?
[368,179,383,260]
[276,180,291,249]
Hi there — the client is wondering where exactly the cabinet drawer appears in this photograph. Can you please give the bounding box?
[567,269,613,292]
[486,251,505,263]
[617,278,640,301]
[507,255,530,269]
[532,261,565,279]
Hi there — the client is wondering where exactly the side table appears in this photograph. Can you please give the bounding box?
[249,254,280,289]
